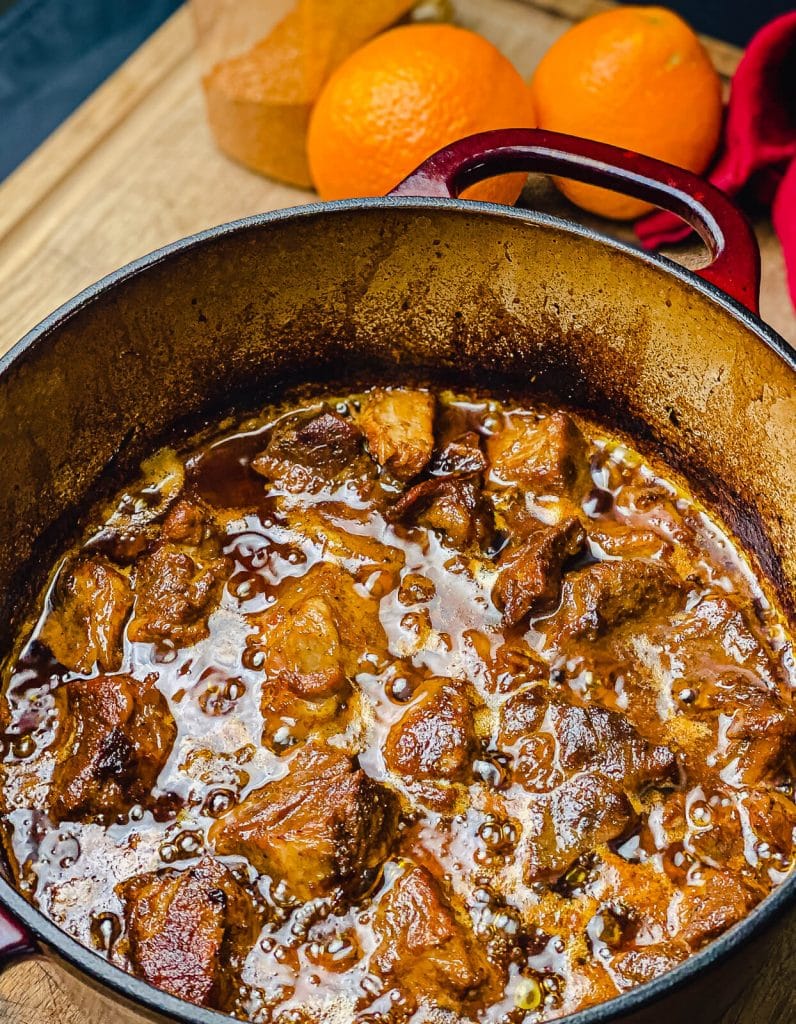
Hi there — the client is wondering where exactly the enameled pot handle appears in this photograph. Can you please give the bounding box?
[0,906,36,968]
[391,128,761,313]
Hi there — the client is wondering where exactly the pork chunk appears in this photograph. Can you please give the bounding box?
[49,674,176,822]
[550,558,683,642]
[676,869,754,949]
[161,498,208,545]
[258,595,352,752]
[524,771,636,882]
[692,671,796,784]
[359,388,435,480]
[497,688,674,880]
[210,744,399,901]
[497,687,547,745]
[252,562,386,677]
[493,517,586,625]
[89,449,186,562]
[40,559,133,673]
[429,431,488,478]
[372,866,492,1005]
[549,699,676,786]
[128,541,228,648]
[612,942,689,989]
[677,596,783,682]
[250,563,384,751]
[387,476,493,548]
[487,411,589,495]
[499,688,676,793]
[496,688,565,792]
[385,678,476,785]
[266,595,347,700]
[252,408,366,492]
[120,856,257,1007]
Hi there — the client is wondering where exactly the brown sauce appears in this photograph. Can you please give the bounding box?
[1,385,794,1023]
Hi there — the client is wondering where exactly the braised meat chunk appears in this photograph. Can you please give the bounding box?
[687,669,796,784]
[550,697,675,784]
[88,448,186,563]
[266,594,347,699]
[429,431,488,478]
[120,856,257,1007]
[385,678,476,790]
[256,592,352,753]
[487,410,588,495]
[210,744,399,901]
[359,387,435,480]
[250,562,384,751]
[523,771,635,882]
[128,506,229,647]
[676,868,754,949]
[549,558,683,642]
[252,408,367,492]
[612,942,689,989]
[498,687,675,880]
[161,498,208,545]
[49,674,176,822]
[372,865,494,1007]
[493,516,586,625]
[499,687,676,791]
[388,475,493,548]
[40,558,132,673]
[385,427,492,548]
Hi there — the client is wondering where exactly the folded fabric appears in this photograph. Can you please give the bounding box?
[635,11,796,308]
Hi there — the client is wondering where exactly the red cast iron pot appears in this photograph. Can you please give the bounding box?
[0,129,793,1023]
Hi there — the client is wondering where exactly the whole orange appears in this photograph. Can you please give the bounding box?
[531,6,723,219]
[307,24,535,204]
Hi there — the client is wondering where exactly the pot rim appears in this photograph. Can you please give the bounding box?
[1,194,794,1024]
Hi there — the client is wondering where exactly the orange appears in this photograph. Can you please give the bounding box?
[307,24,535,204]
[531,6,723,219]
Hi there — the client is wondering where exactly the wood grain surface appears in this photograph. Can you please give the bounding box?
[0,2,793,1022]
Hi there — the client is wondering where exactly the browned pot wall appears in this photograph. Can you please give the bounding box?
[0,204,793,647]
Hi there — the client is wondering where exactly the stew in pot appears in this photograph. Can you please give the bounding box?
[1,385,794,1022]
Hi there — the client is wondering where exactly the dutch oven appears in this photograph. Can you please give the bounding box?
[0,129,793,1024]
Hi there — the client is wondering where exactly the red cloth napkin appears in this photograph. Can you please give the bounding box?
[635,12,796,308]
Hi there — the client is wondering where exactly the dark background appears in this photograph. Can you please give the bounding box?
[0,0,793,181]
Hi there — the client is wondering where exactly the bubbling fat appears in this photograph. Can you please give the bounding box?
[0,384,794,1024]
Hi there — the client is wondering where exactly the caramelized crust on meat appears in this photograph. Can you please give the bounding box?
[372,865,495,1005]
[252,408,368,492]
[209,744,399,901]
[49,673,176,822]
[40,558,132,673]
[127,502,228,647]
[120,856,258,1007]
[493,516,586,625]
[486,410,589,495]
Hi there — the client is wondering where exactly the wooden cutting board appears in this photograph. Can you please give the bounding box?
[0,2,793,1022]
